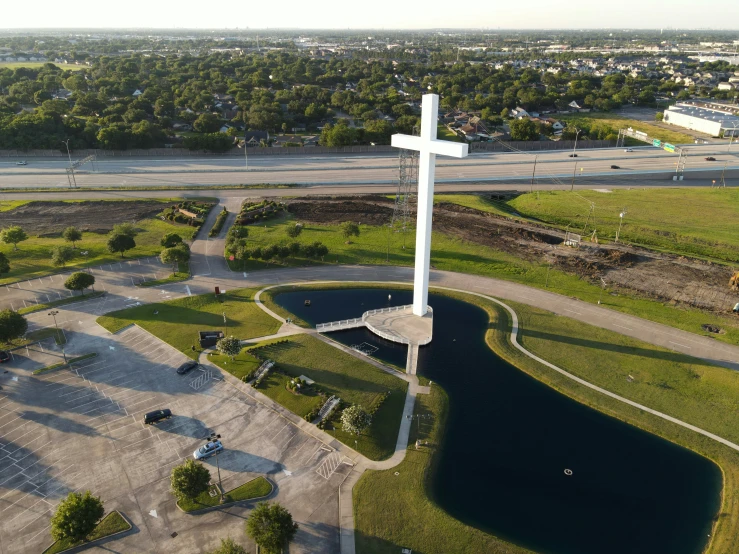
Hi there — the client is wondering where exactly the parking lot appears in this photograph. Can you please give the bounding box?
[0,323,351,553]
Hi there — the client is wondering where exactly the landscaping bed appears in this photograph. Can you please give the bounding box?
[177,477,273,513]
[18,291,105,315]
[42,511,131,554]
[33,353,97,375]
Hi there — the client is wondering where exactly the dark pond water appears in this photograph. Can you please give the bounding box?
[275,288,722,554]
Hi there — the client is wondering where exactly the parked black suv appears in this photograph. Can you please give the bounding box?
[144,409,172,425]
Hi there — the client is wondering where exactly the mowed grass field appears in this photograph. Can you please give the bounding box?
[224,213,739,347]
[252,335,408,460]
[0,62,83,70]
[558,113,696,144]
[354,290,739,554]
[97,288,281,360]
[504,188,739,262]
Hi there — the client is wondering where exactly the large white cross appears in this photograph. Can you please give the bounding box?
[391,94,469,316]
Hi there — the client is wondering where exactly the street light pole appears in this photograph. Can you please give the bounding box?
[615,209,627,243]
[530,155,537,193]
[573,128,582,157]
[48,310,67,364]
[209,432,224,502]
[571,161,578,191]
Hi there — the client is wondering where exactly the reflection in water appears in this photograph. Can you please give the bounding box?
[276,288,721,554]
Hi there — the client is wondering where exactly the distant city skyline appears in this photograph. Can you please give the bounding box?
[2,0,739,31]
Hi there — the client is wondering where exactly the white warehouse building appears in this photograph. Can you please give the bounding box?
[663,101,739,137]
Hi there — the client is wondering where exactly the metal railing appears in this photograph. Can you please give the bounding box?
[315,318,364,332]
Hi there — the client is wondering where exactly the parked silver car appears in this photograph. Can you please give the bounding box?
[193,440,223,460]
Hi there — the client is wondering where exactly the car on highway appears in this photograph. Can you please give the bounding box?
[193,440,223,460]
[0,350,10,363]
[177,360,199,375]
[568,153,578,157]
[624,148,633,152]
[705,156,716,161]
[610,165,620,169]
[16,161,27,166]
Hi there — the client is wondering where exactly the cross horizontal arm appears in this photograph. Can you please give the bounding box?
[391,134,469,159]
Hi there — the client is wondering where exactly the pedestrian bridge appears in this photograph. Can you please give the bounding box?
[316,304,433,346]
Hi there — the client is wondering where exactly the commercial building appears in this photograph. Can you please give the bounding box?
[663,100,739,137]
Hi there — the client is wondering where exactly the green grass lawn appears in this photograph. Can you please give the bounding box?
[437,124,463,142]
[0,200,31,212]
[504,188,739,263]
[96,288,281,360]
[354,290,739,554]
[0,218,197,285]
[18,291,105,315]
[207,349,262,380]
[557,113,696,144]
[251,334,408,460]
[0,61,82,70]
[256,370,323,416]
[177,477,272,512]
[225,214,739,347]
[43,511,131,554]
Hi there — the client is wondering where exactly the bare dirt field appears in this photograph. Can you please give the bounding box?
[1,200,167,235]
[287,196,738,315]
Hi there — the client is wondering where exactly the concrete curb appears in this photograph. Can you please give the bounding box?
[175,478,276,515]
[41,511,133,554]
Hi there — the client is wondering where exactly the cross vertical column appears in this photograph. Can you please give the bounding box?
[413,94,439,316]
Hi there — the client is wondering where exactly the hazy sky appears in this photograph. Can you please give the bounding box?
[3,0,738,30]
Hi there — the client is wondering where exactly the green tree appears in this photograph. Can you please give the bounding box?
[62,226,83,248]
[50,491,104,543]
[245,502,299,554]
[655,113,664,122]
[0,226,28,251]
[0,309,28,344]
[160,244,190,274]
[286,224,303,238]
[340,404,372,435]
[107,233,136,258]
[209,537,247,554]
[170,459,211,501]
[111,223,138,238]
[193,113,222,133]
[509,118,540,141]
[51,246,75,268]
[64,272,95,295]
[0,252,9,276]
[161,233,183,248]
[341,221,360,239]
[217,335,242,360]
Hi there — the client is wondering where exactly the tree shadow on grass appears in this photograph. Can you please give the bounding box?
[515,325,730,369]
[353,529,422,554]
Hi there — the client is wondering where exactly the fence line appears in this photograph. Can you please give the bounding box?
[0,140,615,159]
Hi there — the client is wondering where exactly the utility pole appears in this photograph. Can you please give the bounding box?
[244,143,248,170]
[571,161,578,191]
[573,128,582,157]
[61,139,77,188]
[530,155,537,193]
[48,310,67,364]
[720,161,728,187]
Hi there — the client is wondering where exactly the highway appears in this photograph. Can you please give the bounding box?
[0,144,737,190]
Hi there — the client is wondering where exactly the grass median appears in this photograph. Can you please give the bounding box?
[354,289,739,554]
[249,334,408,461]
[96,288,281,360]
[177,477,272,512]
[1,328,66,350]
[33,352,98,375]
[18,291,106,315]
[43,511,131,554]
[137,262,190,287]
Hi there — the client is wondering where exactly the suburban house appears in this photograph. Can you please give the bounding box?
[510,107,530,119]
[132,89,143,97]
[244,131,270,146]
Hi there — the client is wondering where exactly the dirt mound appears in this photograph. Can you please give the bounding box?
[2,200,166,235]
[287,200,392,225]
